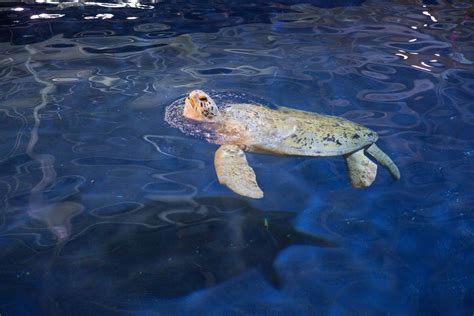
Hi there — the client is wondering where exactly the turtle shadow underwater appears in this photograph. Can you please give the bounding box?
[46,196,336,307]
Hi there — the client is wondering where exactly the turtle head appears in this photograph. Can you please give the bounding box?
[183,90,220,122]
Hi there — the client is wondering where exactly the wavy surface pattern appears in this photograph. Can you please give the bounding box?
[0,0,473,315]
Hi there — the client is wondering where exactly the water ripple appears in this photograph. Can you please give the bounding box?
[0,0,474,314]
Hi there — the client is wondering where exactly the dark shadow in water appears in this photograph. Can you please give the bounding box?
[49,196,337,305]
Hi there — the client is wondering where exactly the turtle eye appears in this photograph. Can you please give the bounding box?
[198,96,207,101]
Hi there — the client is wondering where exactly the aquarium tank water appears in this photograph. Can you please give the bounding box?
[0,0,473,315]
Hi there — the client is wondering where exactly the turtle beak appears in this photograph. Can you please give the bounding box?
[183,95,203,121]
[185,97,194,108]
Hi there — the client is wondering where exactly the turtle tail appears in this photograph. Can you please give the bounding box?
[366,144,401,180]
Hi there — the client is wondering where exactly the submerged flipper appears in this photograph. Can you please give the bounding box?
[366,143,401,180]
[214,145,264,199]
[345,149,377,188]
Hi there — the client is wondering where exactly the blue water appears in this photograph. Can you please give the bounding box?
[1,0,474,315]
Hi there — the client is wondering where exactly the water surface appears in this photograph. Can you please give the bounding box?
[0,0,474,315]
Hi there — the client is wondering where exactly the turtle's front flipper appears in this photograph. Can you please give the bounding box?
[214,145,264,199]
[345,149,377,188]
[366,143,400,180]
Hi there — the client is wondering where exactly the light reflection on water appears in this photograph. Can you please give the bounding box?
[0,0,474,314]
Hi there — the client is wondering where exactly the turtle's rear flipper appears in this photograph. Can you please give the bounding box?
[214,145,264,199]
[345,149,377,188]
[366,143,400,180]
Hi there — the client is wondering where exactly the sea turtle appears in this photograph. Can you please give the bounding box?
[169,90,400,199]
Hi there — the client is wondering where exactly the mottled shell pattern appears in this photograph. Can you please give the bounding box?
[215,104,378,156]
